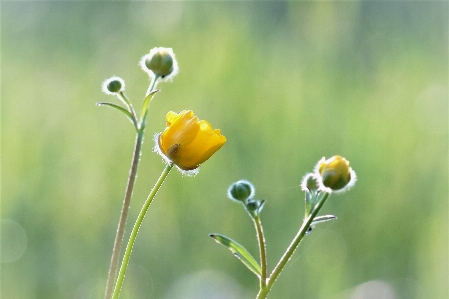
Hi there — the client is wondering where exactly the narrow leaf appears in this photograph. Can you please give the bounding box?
[311,215,337,225]
[140,90,159,123]
[210,234,261,277]
[97,102,138,130]
[307,215,337,235]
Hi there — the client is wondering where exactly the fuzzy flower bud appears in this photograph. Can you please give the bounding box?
[301,173,319,192]
[140,47,178,81]
[314,155,356,193]
[227,180,255,202]
[102,77,125,95]
[245,198,266,218]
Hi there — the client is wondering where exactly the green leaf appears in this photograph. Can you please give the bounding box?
[140,90,159,124]
[97,102,138,130]
[312,215,337,225]
[307,215,337,235]
[210,234,261,277]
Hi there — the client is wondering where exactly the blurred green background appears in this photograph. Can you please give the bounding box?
[2,2,447,299]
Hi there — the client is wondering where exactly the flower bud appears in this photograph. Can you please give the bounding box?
[245,198,265,218]
[300,173,319,192]
[140,47,178,80]
[227,180,255,202]
[245,199,259,212]
[315,155,356,193]
[102,77,125,95]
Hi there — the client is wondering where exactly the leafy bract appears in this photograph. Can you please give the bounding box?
[210,234,261,277]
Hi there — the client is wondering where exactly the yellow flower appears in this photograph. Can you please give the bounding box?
[315,155,356,193]
[157,110,226,172]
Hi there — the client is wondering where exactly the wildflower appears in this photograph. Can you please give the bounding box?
[102,77,125,95]
[155,110,226,174]
[140,47,178,81]
[228,180,255,202]
[315,155,356,193]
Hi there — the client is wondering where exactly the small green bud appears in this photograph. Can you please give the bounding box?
[245,198,266,218]
[301,173,318,192]
[315,155,357,193]
[102,77,125,95]
[140,47,178,80]
[227,180,255,202]
[246,199,258,211]
[145,51,173,76]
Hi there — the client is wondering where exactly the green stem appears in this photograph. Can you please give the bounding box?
[104,130,144,299]
[253,216,267,287]
[104,73,160,299]
[145,75,159,98]
[118,91,137,122]
[256,192,330,299]
[139,76,159,131]
[112,163,174,299]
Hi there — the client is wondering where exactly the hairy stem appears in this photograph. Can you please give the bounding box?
[145,75,159,98]
[104,130,144,299]
[256,192,330,299]
[104,75,159,299]
[253,216,267,287]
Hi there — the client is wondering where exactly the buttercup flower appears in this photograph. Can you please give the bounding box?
[155,110,226,173]
[140,47,179,81]
[314,155,356,193]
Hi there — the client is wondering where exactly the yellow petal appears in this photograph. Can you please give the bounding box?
[175,124,226,169]
[160,111,199,154]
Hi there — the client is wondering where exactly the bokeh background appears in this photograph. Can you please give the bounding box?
[2,2,448,299]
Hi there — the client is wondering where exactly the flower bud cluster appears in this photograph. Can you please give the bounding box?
[227,180,264,218]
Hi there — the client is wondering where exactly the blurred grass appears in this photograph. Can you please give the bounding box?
[1,2,448,299]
